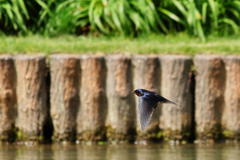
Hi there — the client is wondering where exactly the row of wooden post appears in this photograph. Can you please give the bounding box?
[0,54,239,143]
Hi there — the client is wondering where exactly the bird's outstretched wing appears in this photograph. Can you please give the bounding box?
[138,97,155,131]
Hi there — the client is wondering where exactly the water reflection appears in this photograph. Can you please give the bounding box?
[223,146,240,160]
[0,143,239,160]
[158,145,197,160]
[106,145,138,160]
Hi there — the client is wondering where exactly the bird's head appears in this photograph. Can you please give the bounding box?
[133,89,143,96]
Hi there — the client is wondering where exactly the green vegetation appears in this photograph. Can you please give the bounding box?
[0,34,240,55]
[0,0,239,54]
[181,140,187,144]
[98,141,107,145]
[1,0,240,42]
[157,131,162,139]
[16,131,23,140]
[159,0,240,41]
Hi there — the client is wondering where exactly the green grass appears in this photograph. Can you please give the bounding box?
[0,33,240,56]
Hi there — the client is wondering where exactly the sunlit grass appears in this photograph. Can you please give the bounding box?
[1,33,240,56]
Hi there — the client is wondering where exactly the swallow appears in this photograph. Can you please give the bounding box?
[133,89,178,131]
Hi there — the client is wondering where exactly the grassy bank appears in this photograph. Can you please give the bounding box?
[1,34,240,56]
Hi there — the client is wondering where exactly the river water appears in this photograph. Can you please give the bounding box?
[0,143,239,160]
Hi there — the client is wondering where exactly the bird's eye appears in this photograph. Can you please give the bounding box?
[133,90,142,96]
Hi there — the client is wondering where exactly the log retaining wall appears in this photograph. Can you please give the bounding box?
[0,56,16,142]
[50,55,80,142]
[160,56,193,141]
[222,56,240,139]
[132,55,161,139]
[195,55,226,141]
[15,55,47,141]
[77,56,107,142]
[0,54,239,143]
[106,55,136,142]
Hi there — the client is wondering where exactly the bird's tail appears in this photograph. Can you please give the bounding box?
[159,96,179,106]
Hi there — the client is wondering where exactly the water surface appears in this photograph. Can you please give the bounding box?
[0,143,239,160]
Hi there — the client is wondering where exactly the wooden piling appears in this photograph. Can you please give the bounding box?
[1,54,240,143]
[0,56,17,142]
[160,55,193,141]
[15,55,47,141]
[132,55,161,139]
[50,54,80,141]
[77,56,107,141]
[194,55,226,140]
[106,55,136,142]
[222,56,240,139]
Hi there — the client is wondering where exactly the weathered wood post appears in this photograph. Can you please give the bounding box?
[0,56,17,142]
[222,56,240,139]
[194,55,226,141]
[160,55,193,141]
[106,55,136,142]
[132,55,161,140]
[77,56,107,142]
[15,55,47,141]
[50,54,80,142]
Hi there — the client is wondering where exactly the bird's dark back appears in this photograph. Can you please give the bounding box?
[141,89,160,108]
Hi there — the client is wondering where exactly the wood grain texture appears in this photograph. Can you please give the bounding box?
[15,55,47,141]
[50,54,80,141]
[0,56,16,141]
[160,55,193,140]
[222,56,240,138]
[132,55,161,138]
[195,55,226,140]
[106,55,136,141]
[77,56,107,141]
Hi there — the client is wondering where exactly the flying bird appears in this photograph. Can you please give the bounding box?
[133,89,178,131]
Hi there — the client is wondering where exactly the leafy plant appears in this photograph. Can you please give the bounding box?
[44,0,168,36]
[159,0,240,41]
[207,0,240,35]
[1,0,240,40]
[0,0,29,33]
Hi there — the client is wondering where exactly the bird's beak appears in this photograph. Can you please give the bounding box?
[132,90,140,96]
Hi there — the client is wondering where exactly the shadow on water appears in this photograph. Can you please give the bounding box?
[0,143,239,160]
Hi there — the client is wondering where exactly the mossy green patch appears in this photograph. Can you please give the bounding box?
[223,130,230,138]
[98,141,107,145]
[161,127,192,142]
[77,127,107,142]
[137,125,161,142]
[38,136,43,141]
[106,125,136,143]
[191,65,197,72]
[164,137,169,141]
[17,131,23,140]
[157,132,162,139]
[222,130,239,139]
[181,140,187,145]
[203,123,222,140]
[51,135,54,141]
